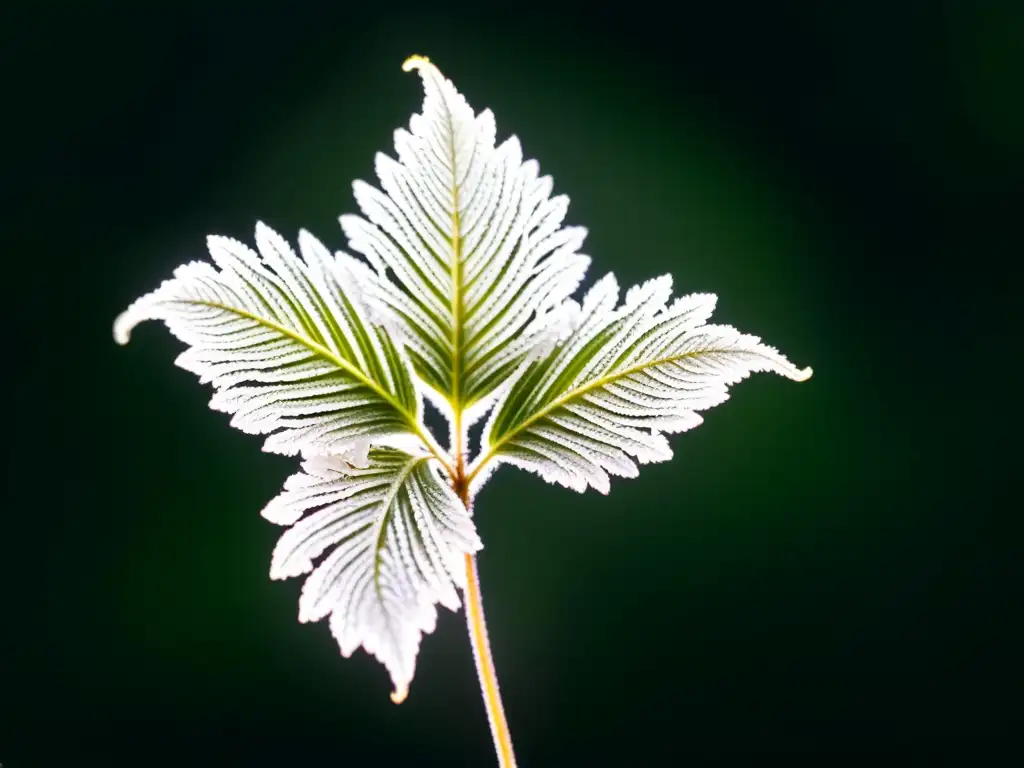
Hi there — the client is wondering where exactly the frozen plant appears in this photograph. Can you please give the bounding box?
[114,55,812,767]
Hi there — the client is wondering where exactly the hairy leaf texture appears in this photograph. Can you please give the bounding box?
[473,274,813,494]
[114,54,813,704]
[114,223,427,457]
[265,448,482,702]
[341,56,591,434]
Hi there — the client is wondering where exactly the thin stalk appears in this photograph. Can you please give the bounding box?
[453,470,517,767]
[464,552,517,767]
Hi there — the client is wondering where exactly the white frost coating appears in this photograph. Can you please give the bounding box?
[475,274,813,494]
[341,56,591,421]
[113,54,815,705]
[113,222,422,458]
[264,448,482,703]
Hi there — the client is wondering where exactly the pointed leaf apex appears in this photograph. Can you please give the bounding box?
[112,311,133,345]
[402,54,431,72]
[390,684,409,704]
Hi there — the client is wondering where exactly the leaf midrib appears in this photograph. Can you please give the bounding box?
[187,297,421,428]
[370,454,430,695]
[447,104,465,420]
[372,455,429,590]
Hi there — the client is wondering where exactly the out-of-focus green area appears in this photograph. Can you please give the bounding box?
[4,1,1013,764]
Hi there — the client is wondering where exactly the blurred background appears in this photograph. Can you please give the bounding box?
[3,0,1016,765]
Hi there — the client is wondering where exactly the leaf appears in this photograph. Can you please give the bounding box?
[114,222,428,458]
[340,55,591,434]
[112,54,815,716]
[264,447,482,702]
[473,273,813,494]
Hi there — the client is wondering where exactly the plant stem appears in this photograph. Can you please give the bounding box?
[453,460,516,767]
[464,552,517,767]
[434,395,515,763]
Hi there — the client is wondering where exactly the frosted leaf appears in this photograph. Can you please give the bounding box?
[114,223,422,458]
[114,54,814,712]
[341,55,591,448]
[475,274,812,494]
[264,447,481,702]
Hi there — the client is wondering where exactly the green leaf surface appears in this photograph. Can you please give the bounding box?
[474,273,812,494]
[340,56,590,437]
[115,222,430,458]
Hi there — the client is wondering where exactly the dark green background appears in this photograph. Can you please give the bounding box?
[4,1,1015,765]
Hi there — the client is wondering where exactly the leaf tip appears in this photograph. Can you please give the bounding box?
[390,684,409,704]
[112,310,135,345]
[402,54,430,73]
[794,366,814,382]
